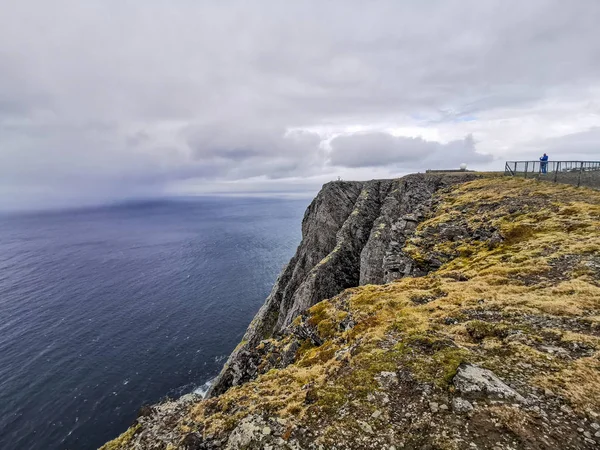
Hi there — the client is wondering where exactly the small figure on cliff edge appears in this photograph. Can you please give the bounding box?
[540,153,549,174]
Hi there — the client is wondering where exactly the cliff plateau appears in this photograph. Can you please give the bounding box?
[103,175,600,450]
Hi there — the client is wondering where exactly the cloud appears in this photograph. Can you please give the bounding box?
[328,133,492,169]
[0,0,599,209]
[534,127,600,158]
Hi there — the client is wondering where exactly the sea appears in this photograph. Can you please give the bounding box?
[0,196,307,450]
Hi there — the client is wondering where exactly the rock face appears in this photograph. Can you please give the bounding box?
[208,173,479,397]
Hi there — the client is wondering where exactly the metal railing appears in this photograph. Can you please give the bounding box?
[505,160,600,187]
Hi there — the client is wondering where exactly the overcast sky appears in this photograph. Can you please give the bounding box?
[1,0,599,209]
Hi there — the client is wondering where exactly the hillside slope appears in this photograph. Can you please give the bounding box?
[103,177,600,450]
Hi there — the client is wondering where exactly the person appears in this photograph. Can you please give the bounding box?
[539,153,549,174]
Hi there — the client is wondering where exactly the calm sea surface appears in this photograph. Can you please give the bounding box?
[0,197,307,450]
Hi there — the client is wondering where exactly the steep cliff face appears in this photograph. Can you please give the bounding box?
[103,176,600,450]
[208,173,480,396]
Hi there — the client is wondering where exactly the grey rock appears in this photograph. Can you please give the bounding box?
[225,415,268,449]
[488,230,504,247]
[357,420,373,434]
[453,363,526,403]
[561,404,574,414]
[377,371,399,389]
[452,397,474,413]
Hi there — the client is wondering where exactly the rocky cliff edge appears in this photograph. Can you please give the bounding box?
[102,175,600,450]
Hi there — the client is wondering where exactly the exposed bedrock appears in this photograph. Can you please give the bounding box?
[207,173,480,397]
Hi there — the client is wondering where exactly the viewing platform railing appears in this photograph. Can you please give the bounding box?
[504,160,600,188]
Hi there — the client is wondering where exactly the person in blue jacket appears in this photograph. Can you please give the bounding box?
[539,153,549,174]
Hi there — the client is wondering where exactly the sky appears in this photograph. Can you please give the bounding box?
[1,0,599,210]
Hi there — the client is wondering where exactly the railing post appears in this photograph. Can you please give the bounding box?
[524,161,529,179]
[514,162,517,175]
[577,161,584,187]
[554,161,560,183]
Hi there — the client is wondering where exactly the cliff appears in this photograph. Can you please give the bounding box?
[102,175,600,450]
[208,173,481,397]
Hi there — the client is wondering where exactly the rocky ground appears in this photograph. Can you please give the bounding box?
[102,176,600,450]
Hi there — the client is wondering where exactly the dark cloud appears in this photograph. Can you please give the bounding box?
[0,0,599,209]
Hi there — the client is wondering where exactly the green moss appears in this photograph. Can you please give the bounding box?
[315,385,347,413]
[296,339,315,360]
[307,301,332,326]
[402,344,469,387]
[501,222,536,244]
[298,341,337,367]
[465,320,509,342]
[390,311,423,333]
[100,424,140,450]
[317,319,336,339]
[337,349,400,398]
[233,339,248,351]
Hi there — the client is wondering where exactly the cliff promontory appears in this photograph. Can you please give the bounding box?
[103,175,600,450]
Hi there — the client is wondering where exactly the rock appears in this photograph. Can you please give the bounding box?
[453,364,526,402]
[304,388,319,405]
[137,405,154,418]
[439,404,448,411]
[560,404,573,414]
[180,433,204,450]
[488,231,504,247]
[371,410,382,419]
[540,345,569,357]
[438,224,469,241]
[357,420,373,434]
[262,426,271,435]
[377,371,398,389]
[429,402,439,413]
[209,173,480,396]
[225,415,268,449]
[452,397,474,413]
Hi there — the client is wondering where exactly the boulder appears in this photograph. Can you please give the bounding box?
[453,363,526,403]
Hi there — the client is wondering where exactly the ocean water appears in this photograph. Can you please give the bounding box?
[0,197,307,450]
